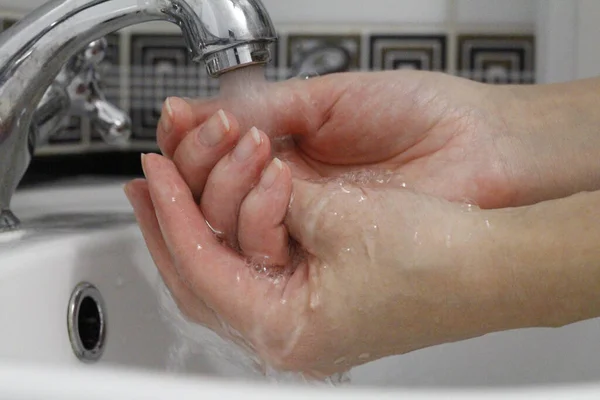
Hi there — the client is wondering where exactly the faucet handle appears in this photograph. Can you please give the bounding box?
[65,41,132,145]
[64,38,108,79]
[89,94,131,145]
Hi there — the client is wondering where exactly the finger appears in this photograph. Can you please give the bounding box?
[201,127,271,248]
[172,109,240,202]
[238,158,293,265]
[124,179,220,327]
[140,153,250,312]
[157,97,197,158]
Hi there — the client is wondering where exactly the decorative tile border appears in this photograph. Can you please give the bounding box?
[0,15,536,155]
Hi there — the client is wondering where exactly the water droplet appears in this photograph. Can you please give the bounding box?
[334,357,346,365]
[196,244,203,250]
[401,182,407,188]
[485,219,491,229]
[309,291,321,310]
[461,202,477,213]
[445,234,452,248]
[280,298,287,305]
[413,231,421,245]
[171,197,176,203]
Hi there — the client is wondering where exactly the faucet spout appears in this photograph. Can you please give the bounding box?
[0,0,277,231]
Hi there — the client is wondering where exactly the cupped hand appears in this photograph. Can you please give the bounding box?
[157,69,518,210]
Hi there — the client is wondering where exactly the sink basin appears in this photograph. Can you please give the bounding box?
[1,178,600,399]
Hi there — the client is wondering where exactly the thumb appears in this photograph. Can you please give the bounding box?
[284,178,351,258]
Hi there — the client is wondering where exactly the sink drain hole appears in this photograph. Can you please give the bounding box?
[78,296,101,350]
[67,282,106,362]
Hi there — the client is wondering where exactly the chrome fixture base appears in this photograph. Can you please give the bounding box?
[0,210,19,233]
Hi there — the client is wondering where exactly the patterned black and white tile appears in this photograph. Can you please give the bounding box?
[457,35,535,84]
[286,34,362,78]
[369,34,447,71]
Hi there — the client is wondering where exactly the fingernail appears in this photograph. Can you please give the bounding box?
[260,158,283,190]
[196,109,228,147]
[140,153,147,176]
[123,182,132,200]
[161,98,173,133]
[234,127,261,162]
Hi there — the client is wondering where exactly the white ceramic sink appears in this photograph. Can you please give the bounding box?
[1,178,600,399]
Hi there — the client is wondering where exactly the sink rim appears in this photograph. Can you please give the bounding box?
[1,360,600,399]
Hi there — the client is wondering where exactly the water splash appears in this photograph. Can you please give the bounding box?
[156,276,350,386]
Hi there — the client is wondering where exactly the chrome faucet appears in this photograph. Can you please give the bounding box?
[0,0,278,232]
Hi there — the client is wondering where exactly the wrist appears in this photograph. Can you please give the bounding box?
[469,192,600,333]
[492,79,600,206]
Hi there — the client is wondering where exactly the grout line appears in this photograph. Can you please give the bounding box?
[446,0,459,76]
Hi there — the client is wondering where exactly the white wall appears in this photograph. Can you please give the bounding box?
[536,0,600,83]
[576,0,600,80]
[456,0,536,24]
[535,0,577,83]
[262,0,448,24]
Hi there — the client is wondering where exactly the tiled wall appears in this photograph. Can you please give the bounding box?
[0,2,536,156]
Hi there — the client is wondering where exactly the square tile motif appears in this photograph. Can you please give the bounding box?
[130,34,219,140]
[286,34,361,78]
[369,35,447,71]
[457,35,535,84]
